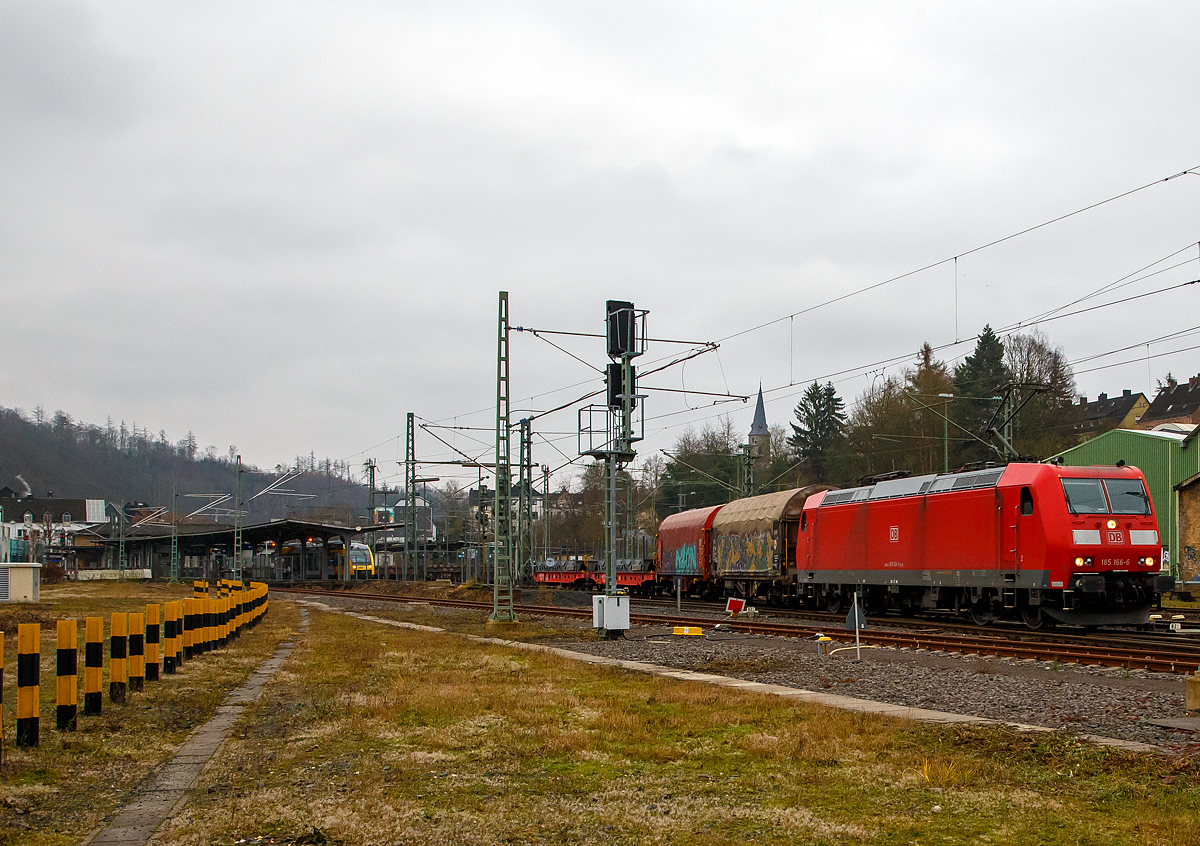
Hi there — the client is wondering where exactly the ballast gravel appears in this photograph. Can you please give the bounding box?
[287,591,1199,753]
[554,625,1198,752]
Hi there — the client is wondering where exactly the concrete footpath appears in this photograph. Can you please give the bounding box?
[81,609,310,846]
[305,600,1163,754]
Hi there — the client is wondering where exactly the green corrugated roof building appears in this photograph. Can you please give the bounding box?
[1053,427,1199,577]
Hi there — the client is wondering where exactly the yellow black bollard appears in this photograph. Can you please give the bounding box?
[199,597,209,654]
[234,590,241,638]
[179,599,189,661]
[193,597,203,655]
[182,598,195,661]
[193,580,207,599]
[145,604,160,682]
[84,617,103,715]
[163,602,178,674]
[172,599,184,666]
[56,620,78,732]
[128,612,145,693]
[110,613,128,705]
[17,623,40,747]
[205,597,215,652]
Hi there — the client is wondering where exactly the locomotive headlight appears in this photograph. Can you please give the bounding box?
[1074,557,1085,567]
[1144,557,1156,567]
[1107,519,1118,529]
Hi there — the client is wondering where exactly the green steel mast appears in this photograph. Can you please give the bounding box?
[233,455,243,583]
[169,485,179,583]
[517,417,534,585]
[405,413,416,583]
[490,291,517,622]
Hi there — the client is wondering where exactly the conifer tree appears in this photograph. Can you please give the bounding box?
[788,381,846,482]
[952,325,1011,464]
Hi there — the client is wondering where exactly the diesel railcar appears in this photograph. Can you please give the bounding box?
[797,463,1172,627]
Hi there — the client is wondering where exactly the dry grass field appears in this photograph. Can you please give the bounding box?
[157,601,1199,846]
[1,585,1197,845]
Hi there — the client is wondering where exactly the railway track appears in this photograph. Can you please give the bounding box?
[272,586,1200,675]
[631,596,1200,648]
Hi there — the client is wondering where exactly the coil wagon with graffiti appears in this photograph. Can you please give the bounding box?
[710,486,832,604]
[656,504,723,598]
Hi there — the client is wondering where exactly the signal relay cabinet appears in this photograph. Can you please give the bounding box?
[0,563,42,603]
[592,594,630,630]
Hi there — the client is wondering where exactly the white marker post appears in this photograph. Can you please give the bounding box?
[844,591,864,661]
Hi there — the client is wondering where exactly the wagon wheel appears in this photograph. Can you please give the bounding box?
[825,592,845,613]
[967,602,993,627]
[1021,606,1047,630]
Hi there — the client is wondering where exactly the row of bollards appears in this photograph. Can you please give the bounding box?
[12,582,269,747]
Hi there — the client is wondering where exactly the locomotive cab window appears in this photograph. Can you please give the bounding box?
[800,512,807,531]
[1061,478,1108,514]
[1019,487,1033,516]
[1102,478,1151,515]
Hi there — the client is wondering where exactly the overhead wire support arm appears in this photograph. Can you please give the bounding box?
[418,420,496,472]
[640,385,748,400]
[660,450,743,497]
[512,325,717,347]
[905,393,1004,458]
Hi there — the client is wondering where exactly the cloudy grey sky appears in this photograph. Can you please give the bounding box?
[3,0,1199,492]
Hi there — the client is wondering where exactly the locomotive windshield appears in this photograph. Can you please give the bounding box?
[1061,477,1151,515]
[1062,479,1108,514]
[1102,478,1151,515]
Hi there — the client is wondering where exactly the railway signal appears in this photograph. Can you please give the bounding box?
[580,300,648,638]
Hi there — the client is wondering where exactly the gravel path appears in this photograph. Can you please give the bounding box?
[282,591,1200,753]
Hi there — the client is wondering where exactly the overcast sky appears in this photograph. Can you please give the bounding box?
[2,0,1199,493]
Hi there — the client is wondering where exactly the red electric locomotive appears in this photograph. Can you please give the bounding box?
[797,463,1172,628]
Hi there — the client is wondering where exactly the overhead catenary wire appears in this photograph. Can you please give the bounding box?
[713,165,1200,346]
[338,168,1200,478]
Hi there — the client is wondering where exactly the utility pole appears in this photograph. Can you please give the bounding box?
[490,291,517,623]
[541,464,550,565]
[737,443,754,498]
[117,509,126,580]
[939,393,953,473]
[364,458,377,579]
[405,413,416,584]
[170,485,179,583]
[233,455,245,583]
[1003,389,1015,454]
[517,418,534,585]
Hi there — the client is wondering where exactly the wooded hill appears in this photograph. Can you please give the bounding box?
[0,406,369,524]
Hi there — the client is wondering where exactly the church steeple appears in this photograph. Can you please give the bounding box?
[748,385,768,457]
